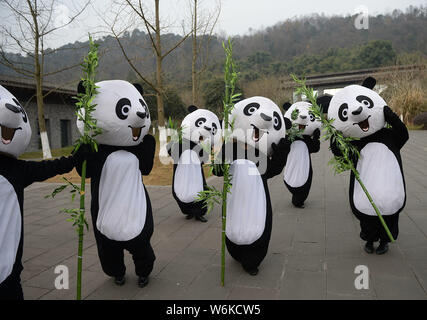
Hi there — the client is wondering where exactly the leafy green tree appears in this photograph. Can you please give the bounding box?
[357,40,397,68]
[201,78,244,114]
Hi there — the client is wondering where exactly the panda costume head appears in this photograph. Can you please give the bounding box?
[0,85,31,158]
[283,101,321,136]
[327,77,386,138]
[77,80,151,146]
[230,96,286,155]
[181,105,221,148]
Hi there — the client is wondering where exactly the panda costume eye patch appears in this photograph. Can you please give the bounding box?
[356,95,374,109]
[116,98,131,120]
[244,103,260,116]
[273,111,282,130]
[212,123,218,135]
[139,99,150,118]
[7,98,28,123]
[195,117,206,127]
[339,103,349,121]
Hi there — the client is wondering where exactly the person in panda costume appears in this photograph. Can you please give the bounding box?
[167,105,221,223]
[0,85,83,300]
[282,101,322,208]
[76,80,156,287]
[213,97,291,275]
[325,77,408,255]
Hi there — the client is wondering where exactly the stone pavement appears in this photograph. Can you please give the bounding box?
[21,131,427,300]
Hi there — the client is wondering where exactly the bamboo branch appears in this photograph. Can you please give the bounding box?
[291,75,395,243]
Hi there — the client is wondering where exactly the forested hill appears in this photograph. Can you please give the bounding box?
[1,6,426,91]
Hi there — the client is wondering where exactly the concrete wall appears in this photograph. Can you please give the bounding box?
[25,101,79,152]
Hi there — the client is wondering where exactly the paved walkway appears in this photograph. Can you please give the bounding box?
[21,131,427,300]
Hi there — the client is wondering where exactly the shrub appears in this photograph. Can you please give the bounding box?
[413,112,427,129]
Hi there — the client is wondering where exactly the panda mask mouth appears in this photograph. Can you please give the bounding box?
[353,115,371,132]
[298,124,307,131]
[251,124,268,142]
[128,125,145,141]
[1,124,22,145]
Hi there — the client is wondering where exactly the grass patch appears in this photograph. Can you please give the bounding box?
[20,146,75,160]
[408,124,425,130]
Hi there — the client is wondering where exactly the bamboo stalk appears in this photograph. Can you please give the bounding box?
[46,35,99,300]
[76,160,86,300]
[195,39,239,286]
[221,45,230,287]
[221,190,227,286]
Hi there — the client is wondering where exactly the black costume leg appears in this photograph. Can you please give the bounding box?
[127,242,156,278]
[0,274,24,300]
[379,213,400,243]
[292,192,308,207]
[95,234,126,278]
[225,238,243,264]
[358,215,381,243]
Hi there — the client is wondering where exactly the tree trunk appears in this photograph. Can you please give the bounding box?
[155,0,168,158]
[34,27,52,159]
[191,0,198,105]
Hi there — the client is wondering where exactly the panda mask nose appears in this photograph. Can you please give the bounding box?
[136,111,147,119]
[5,103,21,114]
[300,115,307,120]
[203,125,211,132]
[260,112,272,122]
[352,106,363,115]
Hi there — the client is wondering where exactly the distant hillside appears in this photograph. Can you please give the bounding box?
[1,6,426,92]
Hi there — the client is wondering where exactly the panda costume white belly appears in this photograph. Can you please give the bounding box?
[98,150,147,241]
[283,141,310,188]
[226,159,266,245]
[173,149,204,203]
[353,142,405,216]
[0,176,21,284]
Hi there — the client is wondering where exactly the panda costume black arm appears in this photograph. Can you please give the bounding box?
[19,155,83,187]
[263,138,291,179]
[303,128,321,154]
[383,106,409,150]
[127,134,156,175]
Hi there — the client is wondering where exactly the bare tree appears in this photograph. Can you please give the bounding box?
[190,0,221,105]
[105,0,193,157]
[0,0,90,159]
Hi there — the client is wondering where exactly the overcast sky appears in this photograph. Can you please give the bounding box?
[1,0,426,50]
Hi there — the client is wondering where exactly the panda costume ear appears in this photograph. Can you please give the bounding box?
[362,77,376,90]
[316,95,332,114]
[77,80,85,94]
[133,83,144,96]
[284,116,292,130]
[188,105,198,113]
[283,102,292,111]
